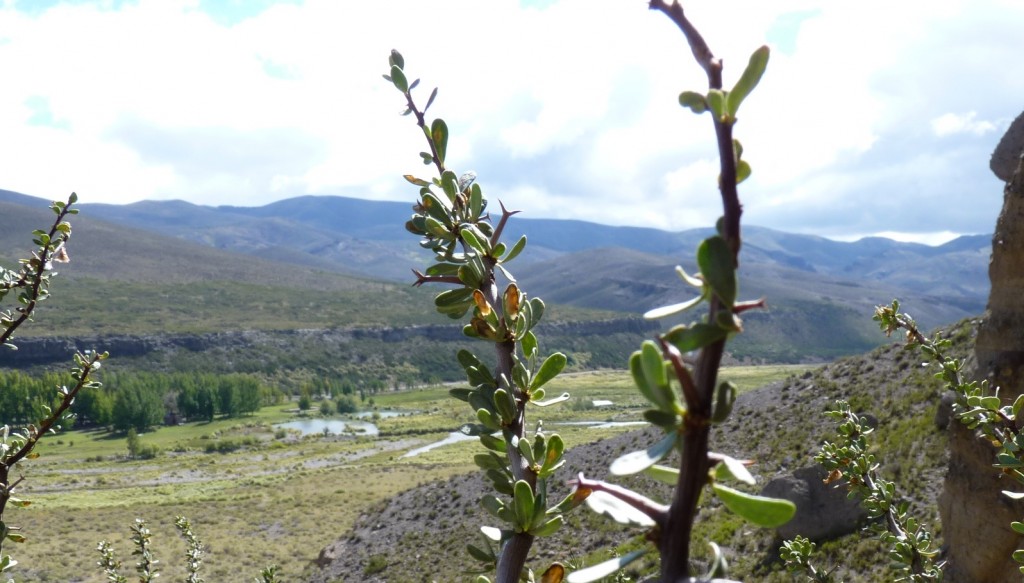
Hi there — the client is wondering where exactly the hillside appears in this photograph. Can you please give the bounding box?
[309,319,973,582]
[0,188,991,361]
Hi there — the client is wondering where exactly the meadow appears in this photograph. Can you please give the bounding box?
[10,365,809,582]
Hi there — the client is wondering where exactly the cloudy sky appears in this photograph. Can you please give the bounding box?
[1,0,1021,243]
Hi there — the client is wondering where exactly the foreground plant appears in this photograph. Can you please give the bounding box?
[807,400,942,581]
[876,300,1024,575]
[386,50,577,582]
[96,517,280,583]
[0,193,108,578]
[562,3,794,581]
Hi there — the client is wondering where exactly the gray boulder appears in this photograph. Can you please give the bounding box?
[761,464,867,541]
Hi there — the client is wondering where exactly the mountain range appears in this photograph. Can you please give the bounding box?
[0,188,992,361]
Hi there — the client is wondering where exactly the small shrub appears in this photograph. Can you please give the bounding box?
[364,554,388,575]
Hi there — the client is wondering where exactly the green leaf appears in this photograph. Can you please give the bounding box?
[541,434,565,474]
[403,174,431,187]
[640,341,668,389]
[642,409,680,429]
[530,353,566,391]
[696,236,736,307]
[431,118,448,166]
[630,350,666,410]
[474,452,506,470]
[390,65,409,93]
[513,480,536,532]
[388,49,404,69]
[521,331,538,360]
[480,494,506,520]
[981,395,1001,410]
[425,87,438,112]
[493,388,517,425]
[678,91,708,114]
[727,45,770,117]
[584,491,656,527]
[478,433,506,452]
[477,408,502,430]
[735,160,751,184]
[469,183,484,217]
[1012,521,1024,535]
[440,170,460,199]
[528,297,545,328]
[713,453,755,485]
[467,543,494,563]
[435,287,474,308]
[644,464,679,486]
[449,387,473,402]
[529,515,564,537]
[460,224,491,256]
[501,235,528,264]
[610,432,676,476]
[712,483,795,527]
[663,323,728,353]
[565,550,647,583]
[512,360,531,391]
[426,262,460,276]
[706,89,727,120]
[711,381,737,423]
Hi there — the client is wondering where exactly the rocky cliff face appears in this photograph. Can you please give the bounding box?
[939,119,1024,582]
[0,318,659,370]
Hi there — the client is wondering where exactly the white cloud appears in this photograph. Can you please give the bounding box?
[931,111,997,137]
[0,0,1021,238]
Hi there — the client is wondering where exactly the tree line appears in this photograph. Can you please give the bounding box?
[0,370,283,433]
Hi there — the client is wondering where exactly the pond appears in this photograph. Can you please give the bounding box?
[275,418,379,436]
[275,410,415,436]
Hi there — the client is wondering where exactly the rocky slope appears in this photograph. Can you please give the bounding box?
[308,320,974,582]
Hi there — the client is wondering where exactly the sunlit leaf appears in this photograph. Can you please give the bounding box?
[727,45,770,117]
[610,432,676,476]
[643,295,704,320]
[530,353,566,391]
[644,464,679,486]
[431,118,448,166]
[584,492,656,527]
[565,550,647,583]
[712,453,755,485]
[712,483,795,527]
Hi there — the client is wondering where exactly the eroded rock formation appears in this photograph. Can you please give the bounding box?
[939,116,1024,582]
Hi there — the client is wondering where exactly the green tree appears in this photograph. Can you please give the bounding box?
[111,385,164,433]
[216,378,238,418]
[126,428,140,459]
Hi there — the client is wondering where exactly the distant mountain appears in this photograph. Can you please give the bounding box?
[0,188,992,361]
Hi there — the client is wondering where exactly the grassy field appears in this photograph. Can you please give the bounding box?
[7,365,810,582]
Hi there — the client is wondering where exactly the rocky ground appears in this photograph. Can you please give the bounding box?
[307,319,973,582]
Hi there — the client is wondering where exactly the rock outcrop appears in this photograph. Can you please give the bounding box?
[940,115,1024,582]
[761,465,868,541]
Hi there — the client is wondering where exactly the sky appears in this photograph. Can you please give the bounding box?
[1,0,1022,244]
